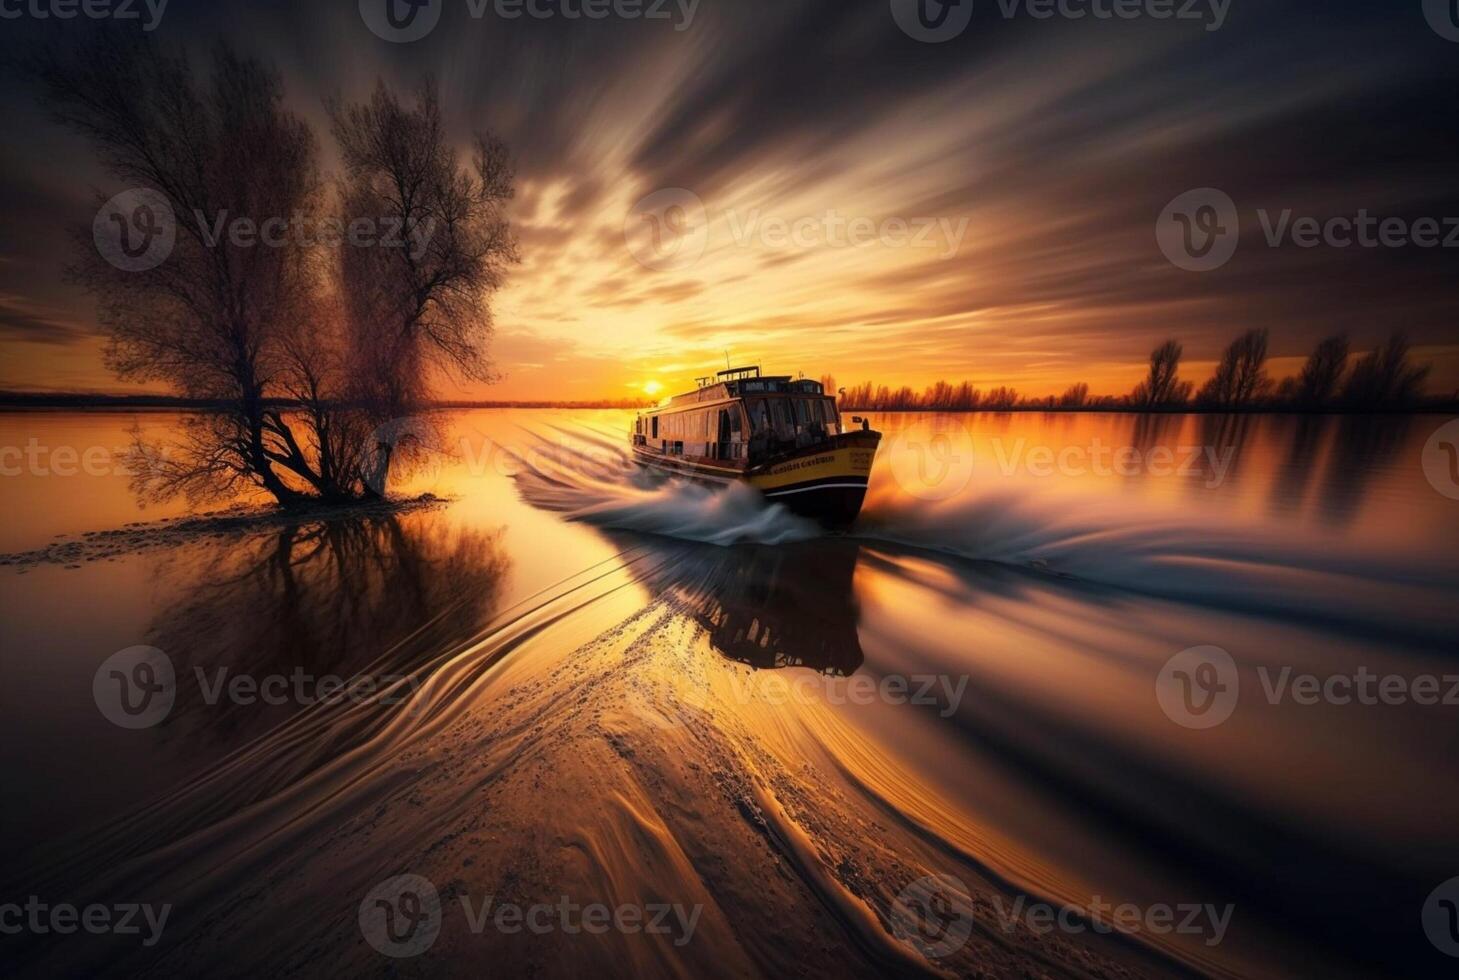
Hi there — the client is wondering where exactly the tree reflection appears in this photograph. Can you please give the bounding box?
[151,511,510,739]
[1315,414,1413,527]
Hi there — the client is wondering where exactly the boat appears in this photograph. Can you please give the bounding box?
[631,366,881,527]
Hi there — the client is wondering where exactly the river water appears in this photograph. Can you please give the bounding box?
[2,409,1457,978]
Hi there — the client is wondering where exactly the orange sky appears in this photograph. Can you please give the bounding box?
[2,4,1456,403]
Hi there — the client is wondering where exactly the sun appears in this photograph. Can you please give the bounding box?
[642,380,663,396]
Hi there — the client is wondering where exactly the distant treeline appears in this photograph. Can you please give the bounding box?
[828,331,1454,413]
[0,392,655,411]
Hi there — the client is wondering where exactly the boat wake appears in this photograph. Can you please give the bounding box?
[506,423,821,546]
[11,413,1457,979]
[504,421,1456,647]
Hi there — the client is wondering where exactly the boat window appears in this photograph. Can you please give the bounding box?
[769,399,794,438]
[819,399,838,432]
[793,399,810,427]
[748,399,771,433]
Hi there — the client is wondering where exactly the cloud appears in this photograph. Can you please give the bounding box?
[0,0,1455,397]
[0,293,92,346]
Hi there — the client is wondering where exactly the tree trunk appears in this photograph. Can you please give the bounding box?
[242,388,305,507]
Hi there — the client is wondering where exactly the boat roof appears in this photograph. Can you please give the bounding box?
[645,368,827,412]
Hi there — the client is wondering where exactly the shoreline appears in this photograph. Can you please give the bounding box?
[0,494,451,571]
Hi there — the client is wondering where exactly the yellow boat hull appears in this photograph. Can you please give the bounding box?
[632,431,880,527]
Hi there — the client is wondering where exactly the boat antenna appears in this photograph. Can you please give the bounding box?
[724,349,731,371]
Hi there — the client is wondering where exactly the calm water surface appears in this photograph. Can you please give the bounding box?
[2,409,1456,978]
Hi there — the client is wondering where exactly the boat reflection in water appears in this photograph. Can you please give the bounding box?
[605,532,865,676]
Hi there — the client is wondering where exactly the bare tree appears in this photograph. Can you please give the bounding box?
[32,35,330,505]
[1340,332,1430,408]
[1129,340,1191,407]
[1198,329,1271,407]
[1059,382,1089,408]
[1290,334,1349,407]
[32,36,517,507]
[329,80,519,495]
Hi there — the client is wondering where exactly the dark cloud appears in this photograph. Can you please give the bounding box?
[0,292,92,345]
[0,0,1454,394]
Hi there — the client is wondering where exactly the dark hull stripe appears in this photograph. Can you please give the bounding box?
[764,482,868,497]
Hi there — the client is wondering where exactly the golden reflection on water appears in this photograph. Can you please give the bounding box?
[1,408,1457,978]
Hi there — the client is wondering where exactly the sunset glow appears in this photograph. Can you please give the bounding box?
[1,4,1455,402]
[3,5,1458,979]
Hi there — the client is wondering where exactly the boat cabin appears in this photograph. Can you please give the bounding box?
[633,366,843,464]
